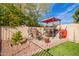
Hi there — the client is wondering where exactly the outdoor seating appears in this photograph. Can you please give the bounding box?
[43,27,58,38]
[28,27,43,40]
[59,29,67,39]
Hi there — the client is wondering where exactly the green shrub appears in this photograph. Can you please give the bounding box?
[11,31,22,45]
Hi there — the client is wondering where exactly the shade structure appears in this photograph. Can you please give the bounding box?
[41,17,61,23]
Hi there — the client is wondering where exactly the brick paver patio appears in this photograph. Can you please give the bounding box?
[1,36,67,56]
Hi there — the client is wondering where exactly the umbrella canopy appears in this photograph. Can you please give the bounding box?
[41,17,61,23]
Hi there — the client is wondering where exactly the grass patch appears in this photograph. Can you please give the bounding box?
[33,41,79,56]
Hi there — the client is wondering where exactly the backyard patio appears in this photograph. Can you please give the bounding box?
[1,35,67,56]
[0,3,79,56]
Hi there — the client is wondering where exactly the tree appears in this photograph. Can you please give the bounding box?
[16,3,50,26]
[72,8,79,23]
[18,4,41,26]
[0,4,34,27]
[0,4,50,27]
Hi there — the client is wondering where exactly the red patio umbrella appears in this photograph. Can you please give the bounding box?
[41,17,60,24]
[41,17,61,43]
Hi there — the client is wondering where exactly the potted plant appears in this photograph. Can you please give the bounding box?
[11,31,23,45]
[43,36,50,43]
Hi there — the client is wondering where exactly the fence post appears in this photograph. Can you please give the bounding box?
[73,30,75,43]
[0,26,2,56]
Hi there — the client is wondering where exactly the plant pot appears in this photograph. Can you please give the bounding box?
[44,37,50,43]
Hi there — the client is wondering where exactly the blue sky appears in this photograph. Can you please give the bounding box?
[39,3,79,25]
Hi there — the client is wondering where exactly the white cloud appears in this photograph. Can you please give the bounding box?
[56,4,78,19]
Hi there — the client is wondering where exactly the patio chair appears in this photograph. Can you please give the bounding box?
[52,28,58,37]
[28,27,34,39]
[28,27,43,40]
[44,27,55,37]
[36,30,43,40]
[59,29,67,39]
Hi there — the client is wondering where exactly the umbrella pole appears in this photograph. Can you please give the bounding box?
[46,23,48,27]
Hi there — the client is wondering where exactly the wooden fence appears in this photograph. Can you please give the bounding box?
[0,24,79,43]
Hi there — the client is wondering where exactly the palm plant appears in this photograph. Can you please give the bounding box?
[72,8,79,23]
[11,31,22,45]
